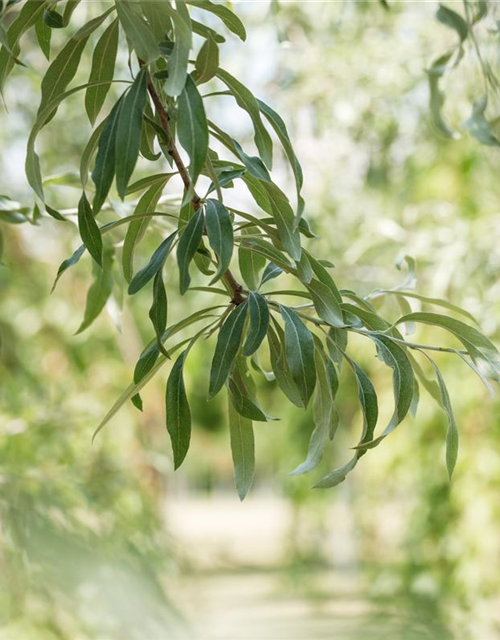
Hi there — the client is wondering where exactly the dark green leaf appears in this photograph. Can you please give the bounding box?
[128,231,176,295]
[78,192,102,266]
[35,15,51,59]
[194,33,219,85]
[306,278,344,328]
[76,245,114,333]
[228,378,269,422]
[51,244,85,292]
[243,291,269,357]
[166,351,191,469]
[115,68,148,199]
[209,302,248,398]
[85,18,119,125]
[267,322,303,407]
[177,75,208,188]
[115,0,159,63]
[149,269,168,355]
[239,228,266,290]
[177,208,204,294]
[260,262,282,287]
[280,305,316,407]
[205,198,233,284]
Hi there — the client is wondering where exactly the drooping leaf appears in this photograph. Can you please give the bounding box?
[78,192,102,266]
[115,68,148,199]
[228,377,269,422]
[115,0,159,64]
[260,262,282,288]
[228,395,254,501]
[76,245,114,333]
[280,305,316,407]
[128,231,176,295]
[149,269,168,355]
[194,33,219,85]
[156,0,192,97]
[85,17,119,125]
[238,228,266,290]
[177,75,208,187]
[51,244,86,292]
[209,302,248,398]
[35,14,51,60]
[267,322,303,408]
[243,291,269,357]
[306,278,344,328]
[463,95,500,147]
[427,52,456,139]
[166,350,191,469]
[263,182,301,261]
[187,0,246,41]
[205,198,233,284]
[436,4,468,43]
[177,208,204,294]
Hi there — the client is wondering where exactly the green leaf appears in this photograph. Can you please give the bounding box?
[315,358,378,488]
[122,175,171,281]
[166,351,191,469]
[205,199,233,284]
[177,208,204,294]
[51,244,85,292]
[35,15,51,60]
[238,229,266,290]
[80,119,106,189]
[228,377,269,422]
[232,139,271,182]
[209,302,248,398]
[115,68,148,199]
[394,312,500,381]
[306,278,344,328]
[157,0,192,97]
[115,0,159,64]
[243,291,269,357]
[217,69,273,168]
[177,75,208,187]
[92,95,124,214]
[427,53,456,139]
[280,305,316,407]
[260,262,282,287]
[257,99,304,224]
[128,231,176,295]
[437,4,468,42]
[263,182,301,261]
[228,395,254,501]
[187,0,246,41]
[149,269,168,355]
[192,20,225,44]
[291,347,336,475]
[194,33,219,85]
[464,95,500,147]
[78,192,102,267]
[85,18,119,125]
[267,322,303,408]
[76,245,114,333]
[306,251,342,303]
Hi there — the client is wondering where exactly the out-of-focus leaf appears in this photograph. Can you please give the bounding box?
[115,68,148,199]
[187,0,246,40]
[436,3,468,42]
[78,192,102,266]
[51,244,85,292]
[427,52,456,139]
[85,18,119,125]
[177,208,204,294]
[280,305,316,407]
[115,0,159,63]
[209,302,248,398]
[464,95,500,147]
[177,75,208,188]
[243,291,269,356]
[76,245,114,333]
[166,351,191,469]
[228,396,254,501]
[205,198,233,284]
[128,231,176,295]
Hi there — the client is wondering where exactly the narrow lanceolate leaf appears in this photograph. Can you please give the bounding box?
[194,33,219,85]
[92,96,123,214]
[228,378,269,422]
[239,228,266,290]
[292,348,335,476]
[436,3,468,43]
[76,246,114,333]
[128,231,176,295]
[177,75,208,188]
[78,192,102,266]
[257,99,304,224]
[149,270,168,354]
[260,262,283,287]
[115,68,148,199]
[356,335,414,450]
[35,15,51,60]
[306,278,344,328]
[122,175,171,282]
[263,182,301,261]
[267,322,303,408]
[243,292,269,356]
[187,0,246,41]
[166,351,191,469]
[315,358,378,488]
[228,396,254,501]
[217,69,273,169]
[115,0,159,64]
[280,305,316,407]
[209,302,248,398]
[51,244,86,292]
[205,199,233,284]
[85,18,119,125]
[177,209,204,295]
[424,355,459,479]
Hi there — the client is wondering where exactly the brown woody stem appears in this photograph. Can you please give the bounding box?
[143,67,245,305]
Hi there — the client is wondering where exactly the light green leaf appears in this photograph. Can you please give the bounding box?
[128,231,176,295]
[115,0,159,64]
[80,119,106,188]
[187,0,246,40]
[263,182,301,261]
[267,322,303,407]
[158,0,192,97]
[51,244,86,292]
[78,192,102,266]
[177,75,208,187]
[166,351,191,469]
[306,278,344,328]
[243,291,269,357]
[228,395,254,501]
[280,305,316,407]
[209,302,248,398]
[177,208,204,294]
[85,18,119,125]
[205,198,233,284]
[437,4,468,42]
[115,68,148,199]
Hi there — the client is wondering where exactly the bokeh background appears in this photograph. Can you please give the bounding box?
[1,2,500,639]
